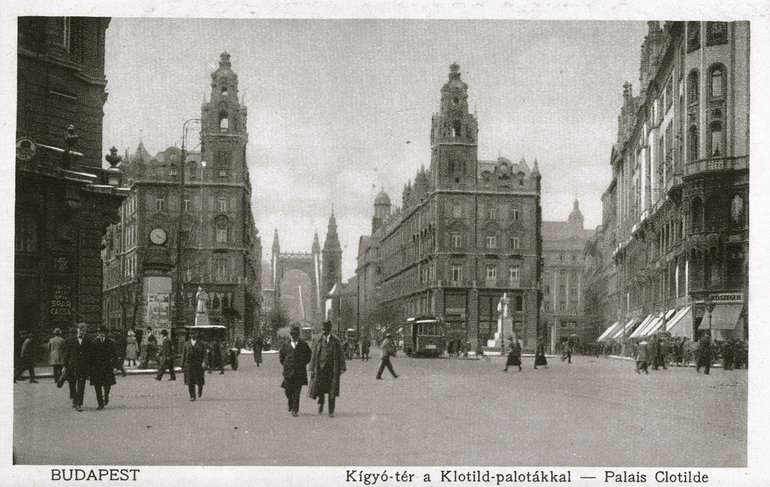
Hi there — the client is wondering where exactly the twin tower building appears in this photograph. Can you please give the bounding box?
[105,55,544,349]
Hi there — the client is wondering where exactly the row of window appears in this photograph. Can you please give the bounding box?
[542,284,577,297]
[542,301,578,313]
[450,264,520,284]
[687,22,729,53]
[450,204,523,220]
[123,254,138,279]
[156,196,231,212]
[450,233,522,250]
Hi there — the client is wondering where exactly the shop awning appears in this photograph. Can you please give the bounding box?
[639,309,678,338]
[701,304,744,330]
[666,306,693,339]
[609,317,641,340]
[629,314,655,339]
[597,321,620,342]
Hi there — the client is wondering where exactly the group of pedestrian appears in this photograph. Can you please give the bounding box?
[52,323,117,411]
[280,321,348,418]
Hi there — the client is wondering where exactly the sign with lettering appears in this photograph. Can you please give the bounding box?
[50,284,72,319]
[710,293,744,303]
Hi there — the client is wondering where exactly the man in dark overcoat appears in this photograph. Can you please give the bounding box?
[696,330,712,375]
[155,329,176,381]
[90,327,117,410]
[62,323,91,411]
[279,325,312,417]
[310,321,346,417]
[360,336,371,362]
[182,329,207,401]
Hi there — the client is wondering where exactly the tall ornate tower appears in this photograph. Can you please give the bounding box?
[201,52,248,181]
[322,211,342,298]
[430,63,479,190]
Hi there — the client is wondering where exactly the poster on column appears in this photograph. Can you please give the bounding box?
[145,276,172,334]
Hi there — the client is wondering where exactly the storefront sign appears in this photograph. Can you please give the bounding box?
[710,293,744,303]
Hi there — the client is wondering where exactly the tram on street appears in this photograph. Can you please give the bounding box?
[402,315,447,358]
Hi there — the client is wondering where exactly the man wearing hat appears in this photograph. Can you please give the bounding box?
[48,328,66,384]
[279,325,312,417]
[310,321,346,417]
[90,327,117,410]
[376,332,398,380]
[155,329,176,381]
[62,323,91,411]
[182,328,207,401]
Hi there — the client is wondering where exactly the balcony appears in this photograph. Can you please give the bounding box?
[684,156,748,177]
[666,172,684,198]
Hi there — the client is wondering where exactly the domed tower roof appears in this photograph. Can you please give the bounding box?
[568,199,584,228]
[375,189,391,206]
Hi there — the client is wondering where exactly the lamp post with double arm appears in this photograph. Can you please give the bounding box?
[174,118,202,332]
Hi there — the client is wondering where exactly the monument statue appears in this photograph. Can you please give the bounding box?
[195,286,210,326]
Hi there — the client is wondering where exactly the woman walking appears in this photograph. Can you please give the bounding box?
[504,336,522,372]
[635,340,650,374]
[125,331,139,367]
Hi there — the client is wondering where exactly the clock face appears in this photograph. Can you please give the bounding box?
[150,228,167,245]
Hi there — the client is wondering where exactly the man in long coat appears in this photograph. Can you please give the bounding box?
[696,331,712,375]
[48,328,66,384]
[155,329,176,381]
[182,329,207,401]
[62,323,91,411]
[310,321,346,417]
[279,325,312,417]
[90,327,117,410]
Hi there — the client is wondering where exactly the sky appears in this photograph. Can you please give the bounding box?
[102,19,650,280]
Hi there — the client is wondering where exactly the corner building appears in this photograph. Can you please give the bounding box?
[102,53,262,340]
[357,64,543,349]
[593,22,749,346]
[16,17,127,336]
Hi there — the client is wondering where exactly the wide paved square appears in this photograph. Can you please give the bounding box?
[14,352,746,466]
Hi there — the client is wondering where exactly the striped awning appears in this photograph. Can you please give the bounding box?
[597,321,621,342]
[629,314,655,339]
[700,304,744,330]
[666,307,693,339]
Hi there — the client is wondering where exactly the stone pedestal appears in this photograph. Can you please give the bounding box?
[195,312,210,327]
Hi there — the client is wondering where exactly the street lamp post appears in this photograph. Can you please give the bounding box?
[704,294,715,338]
[175,118,201,330]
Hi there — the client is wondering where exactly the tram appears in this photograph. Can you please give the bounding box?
[402,315,446,358]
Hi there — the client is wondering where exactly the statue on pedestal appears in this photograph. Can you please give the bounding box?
[195,286,210,327]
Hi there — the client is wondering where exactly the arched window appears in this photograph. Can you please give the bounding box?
[710,65,724,98]
[688,125,699,162]
[452,120,462,138]
[709,121,723,157]
[221,85,228,97]
[691,197,703,232]
[687,70,699,105]
[730,195,745,225]
[219,111,229,132]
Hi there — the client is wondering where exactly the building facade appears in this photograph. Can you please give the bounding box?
[592,21,749,348]
[357,64,543,349]
[541,200,594,350]
[16,17,128,338]
[102,53,262,340]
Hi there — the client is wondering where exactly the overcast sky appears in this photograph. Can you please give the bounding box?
[102,19,649,279]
